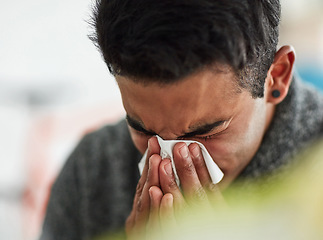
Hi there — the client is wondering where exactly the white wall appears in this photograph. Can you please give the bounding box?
[0,1,122,239]
[0,0,322,239]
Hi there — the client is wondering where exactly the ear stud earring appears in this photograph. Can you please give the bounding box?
[272,90,280,98]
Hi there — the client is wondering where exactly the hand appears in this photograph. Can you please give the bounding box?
[125,136,180,240]
[142,142,226,239]
[159,142,225,211]
[145,186,177,239]
[125,137,162,239]
[126,138,225,239]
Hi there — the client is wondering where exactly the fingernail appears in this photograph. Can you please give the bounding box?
[164,162,173,176]
[149,186,153,199]
[191,146,200,158]
[166,194,173,207]
[179,144,189,159]
[148,138,152,149]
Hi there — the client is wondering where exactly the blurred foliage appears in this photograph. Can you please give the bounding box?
[95,139,323,240]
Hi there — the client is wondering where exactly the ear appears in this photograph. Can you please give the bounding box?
[265,45,296,104]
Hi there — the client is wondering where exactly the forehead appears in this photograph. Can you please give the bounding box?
[116,68,246,136]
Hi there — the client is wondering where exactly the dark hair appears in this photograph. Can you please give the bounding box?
[89,0,281,98]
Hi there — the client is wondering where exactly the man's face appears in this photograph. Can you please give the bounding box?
[116,67,272,188]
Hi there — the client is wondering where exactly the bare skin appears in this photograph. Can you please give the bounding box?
[120,46,296,239]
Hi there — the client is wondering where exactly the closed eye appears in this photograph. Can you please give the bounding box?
[194,131,224,141]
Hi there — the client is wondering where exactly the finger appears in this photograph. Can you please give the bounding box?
[135,154,162,226]
[188,143,212,187]
[146,186,163,237]
[160,193,176,231]
[126,210,143,240]
[173,143,207,202]
[187,144,226,205]
[125,209,135,235]
[141,136,161,181]
[126,137,161,238]
[159,159,186,214]
[204,183,227,207]
[126,178,145,236]
[130,137,161,222]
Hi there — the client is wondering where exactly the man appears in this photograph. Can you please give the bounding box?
[40,0,323,239]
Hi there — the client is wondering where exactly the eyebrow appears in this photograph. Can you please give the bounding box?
[126,114,226,139]
[126,115,156,136]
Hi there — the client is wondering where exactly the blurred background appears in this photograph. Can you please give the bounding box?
[0,0,322,239]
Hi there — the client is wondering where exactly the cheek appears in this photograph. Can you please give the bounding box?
[202,140,234,164]
[201,138,243,173]
[129,129,150,154]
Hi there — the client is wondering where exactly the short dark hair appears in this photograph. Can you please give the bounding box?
[89,0,281,98]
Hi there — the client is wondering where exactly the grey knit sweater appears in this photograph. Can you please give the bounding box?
[40,78,323,240]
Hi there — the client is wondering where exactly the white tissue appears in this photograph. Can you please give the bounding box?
[138,135,224,186]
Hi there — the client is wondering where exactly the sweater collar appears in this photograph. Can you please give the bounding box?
[237,77,323,181]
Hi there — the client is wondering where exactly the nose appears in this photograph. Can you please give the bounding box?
[157,130,180,141]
